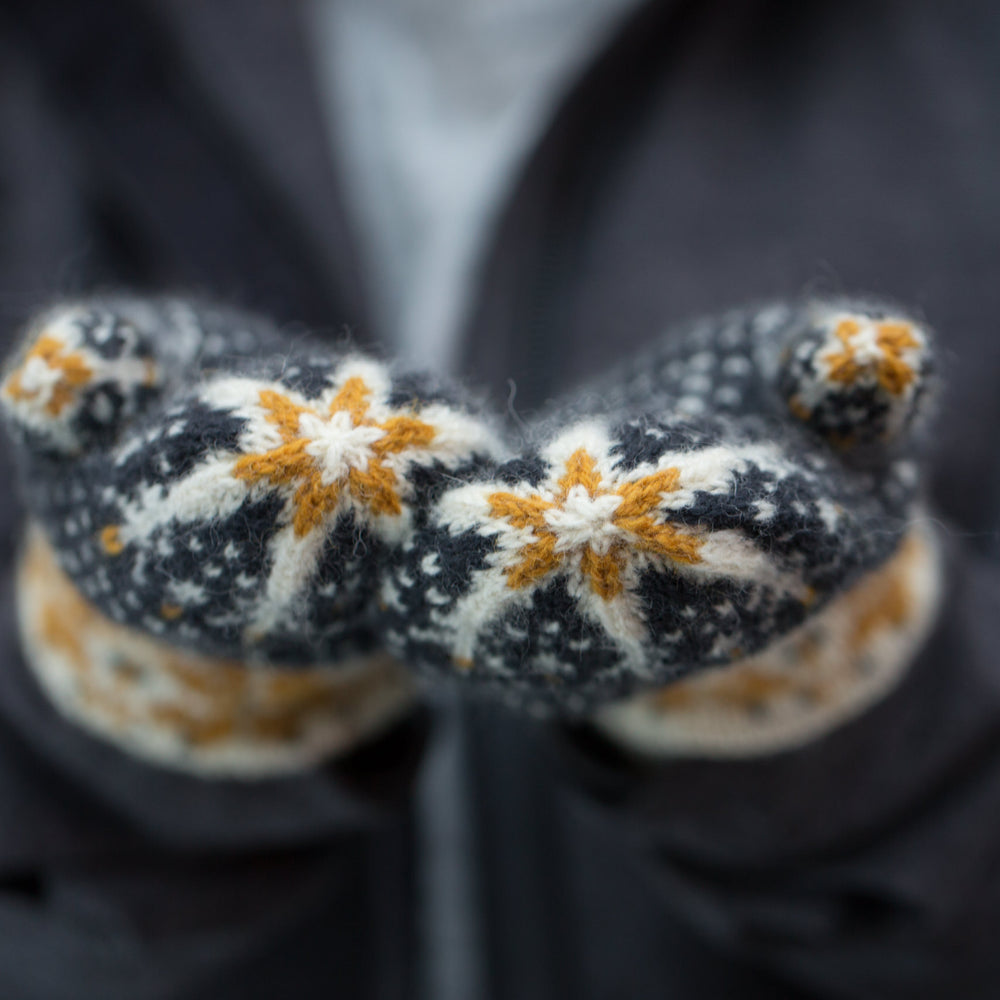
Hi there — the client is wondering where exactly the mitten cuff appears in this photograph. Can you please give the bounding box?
[592,520,943,757]
[16,524,417,777]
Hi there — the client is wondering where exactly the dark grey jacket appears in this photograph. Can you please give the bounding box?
[0,1,998,997]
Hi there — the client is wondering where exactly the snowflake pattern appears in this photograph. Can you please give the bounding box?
[90,355,500,655]
[486,447,703,600]
[395,421,828,692]
[778,307,933,446]
[1,306,162,455]
[822,316,922,396]
[4,335,94,416]
[232,374,436,535]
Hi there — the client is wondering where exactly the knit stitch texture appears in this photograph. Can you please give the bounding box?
[2,295,937,728]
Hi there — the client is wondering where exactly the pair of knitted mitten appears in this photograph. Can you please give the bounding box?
[1,295,941,772]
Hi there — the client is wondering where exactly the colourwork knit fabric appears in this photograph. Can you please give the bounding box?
[3,298,502,668]
[16,523,417,775]
[594,522,942,756]
[2,295,937,733]
[382,300,935,710]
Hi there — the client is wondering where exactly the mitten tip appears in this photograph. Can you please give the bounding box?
[779,304,934,449]
[1,303,161,455]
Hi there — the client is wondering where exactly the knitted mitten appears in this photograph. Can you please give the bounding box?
[2,295,941,768]
[384,299,941,731]
[582,301,942,753]
[2,297,501,774]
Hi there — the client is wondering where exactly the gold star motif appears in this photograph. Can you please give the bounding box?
[824,318,921,396]
[4,335,93,415]
[487,449,703,600]
[232,376,435,537]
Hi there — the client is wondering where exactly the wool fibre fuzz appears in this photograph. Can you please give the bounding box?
[2,295,936,716]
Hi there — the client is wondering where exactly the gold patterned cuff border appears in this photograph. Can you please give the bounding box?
[593,521,943,758]
[16,524,417,778]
